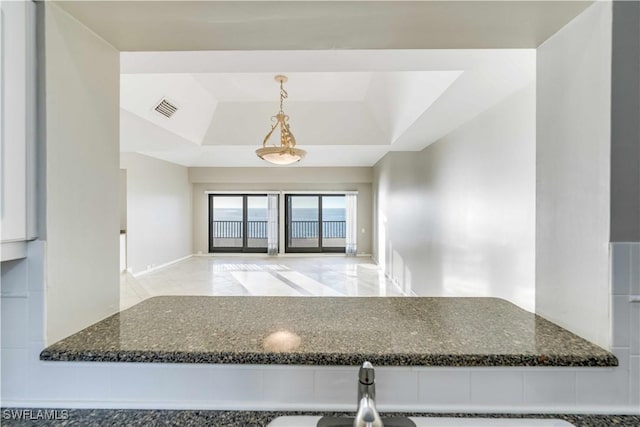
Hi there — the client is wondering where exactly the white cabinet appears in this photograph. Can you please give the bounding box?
[1,1,37,261]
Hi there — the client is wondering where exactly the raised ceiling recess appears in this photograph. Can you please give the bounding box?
[120,50,535,167]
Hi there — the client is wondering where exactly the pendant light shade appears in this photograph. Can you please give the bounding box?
[256,75,306,165]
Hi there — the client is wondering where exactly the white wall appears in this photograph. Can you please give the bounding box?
[44,3,120,344]
[373,84,536,311]
[536,1,612,348]
[372,152,422,293]
[190,167,372,255]
[120,153,192,275]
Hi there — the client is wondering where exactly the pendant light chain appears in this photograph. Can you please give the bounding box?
[279,80,288,114]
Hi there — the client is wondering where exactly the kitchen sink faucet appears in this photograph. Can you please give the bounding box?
[354,361,384,427]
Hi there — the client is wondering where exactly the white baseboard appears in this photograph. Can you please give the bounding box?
[193,253,373,258]
[132,255,192,277]
[386,272,412,296]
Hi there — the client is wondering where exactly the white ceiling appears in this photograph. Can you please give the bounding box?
[120,50,535,167]
[192,72,374,102]
[121,74,217,144]
[54,0,587,168]
[56,1,592,51]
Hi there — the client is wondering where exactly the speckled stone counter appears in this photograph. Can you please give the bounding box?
[2,410,639,427]
[40,296,617,366]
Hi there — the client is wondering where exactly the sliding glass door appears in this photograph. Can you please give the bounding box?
[322,196,347,250]
[286,196,320,251]
[210,195,244,251]
[246,196,269,250]
[209,194,272,253]
[285,195,346,253]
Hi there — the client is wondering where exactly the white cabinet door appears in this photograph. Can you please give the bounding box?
[1,0,36,249]
[1,0,37,261]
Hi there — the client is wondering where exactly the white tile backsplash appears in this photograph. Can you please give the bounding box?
[25,342,86,401]
[0,258,28,296]
[576,349,630,407]
[313,367,354,404]
[612,347,630,371]
[418,369,470,406]
[375,368,419,405]
[631,301,640,355]
[1,297,29,349]
[630,356,640,407]
[470,370,524,406]
[263,367,315,405]
[613,295,632,347]
[26,241,45,293]
[612,244,632,295]
[631,244,640,295]
[1,348,29,400]
[27,290,45,342]
[26,363,77,401]
[576,366,629,407]
[523,371,576,407]
[67,363,113,401]
[109,364,217,402]
[29,361,114,402]
[108,364,179,401]
[209,366,264,402]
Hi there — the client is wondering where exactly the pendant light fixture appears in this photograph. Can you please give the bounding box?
[256,75,306,165]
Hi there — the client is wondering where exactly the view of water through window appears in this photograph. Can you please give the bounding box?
[209,194,347,252]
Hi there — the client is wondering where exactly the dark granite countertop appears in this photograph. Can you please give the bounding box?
[2,409,639,427]
[40,296,617,366]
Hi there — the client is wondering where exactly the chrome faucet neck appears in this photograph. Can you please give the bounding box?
[357,361,376,402]
[354,361,383,427]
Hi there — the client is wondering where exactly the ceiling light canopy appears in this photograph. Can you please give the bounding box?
[256,75,306,165]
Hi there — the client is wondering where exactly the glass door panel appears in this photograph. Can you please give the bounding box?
[210,196,243,250]
[247,196,268,249]
[286,196,320,251]
[321,196,346,249]
[209,194,272,253]
[285,194,346,253]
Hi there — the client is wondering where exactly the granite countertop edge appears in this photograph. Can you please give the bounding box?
[39,348,618,367]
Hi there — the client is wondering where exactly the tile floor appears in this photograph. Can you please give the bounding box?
[120,256,404,310]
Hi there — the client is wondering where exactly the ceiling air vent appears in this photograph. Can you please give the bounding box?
[153,98,178,118]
